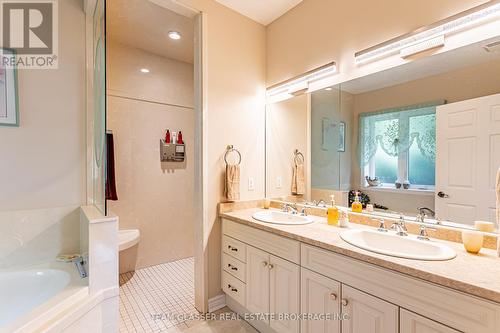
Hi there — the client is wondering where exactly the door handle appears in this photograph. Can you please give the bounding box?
[437,191,449,198]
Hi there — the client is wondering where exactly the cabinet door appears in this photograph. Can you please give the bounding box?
[246,246,270,315]
[341,285,398,333]
[269,255,300,333]
[400,309,460,333]
[301,268,341,333]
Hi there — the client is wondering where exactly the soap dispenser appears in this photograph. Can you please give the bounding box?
[327,194,339,226]
[351,191,363,213]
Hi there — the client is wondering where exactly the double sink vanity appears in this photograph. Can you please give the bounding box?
[219,203,500,333]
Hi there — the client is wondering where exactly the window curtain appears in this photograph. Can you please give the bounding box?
[358,101,445,166]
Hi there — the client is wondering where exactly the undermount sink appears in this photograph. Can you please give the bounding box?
[340,229,456,261]
[252,210,315,225]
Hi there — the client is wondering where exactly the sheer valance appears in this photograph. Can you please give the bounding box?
[359,101,445,166]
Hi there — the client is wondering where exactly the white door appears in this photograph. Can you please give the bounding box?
[341,285,398,333]
[301,268,341,333]
[436,93,500,225]
[246,246,270,316]
[400,309,460,333]
[269,255,300,333]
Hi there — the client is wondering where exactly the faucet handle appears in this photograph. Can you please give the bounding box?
[417,224,437,241]
[300,207,308,216]
[376,219,387,232]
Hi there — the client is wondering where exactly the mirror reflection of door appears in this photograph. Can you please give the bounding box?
[436,93,500,225]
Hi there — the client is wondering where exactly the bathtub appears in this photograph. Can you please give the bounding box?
[0,261,87,333]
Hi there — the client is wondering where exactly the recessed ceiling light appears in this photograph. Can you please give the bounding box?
[140,68,150,73]
[325,87,333,91]
[168,31,181,40]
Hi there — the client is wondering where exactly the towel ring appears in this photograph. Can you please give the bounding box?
[294,149,305,166]
[224,145,241,166]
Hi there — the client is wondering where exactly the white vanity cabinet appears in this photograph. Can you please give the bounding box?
[245,245,301,333]
[301,268,397,333]
[341,285,398,333]
[221,219,500,333]
[301,268,341,333]
[246,245,270,314]
[400,309,460,333]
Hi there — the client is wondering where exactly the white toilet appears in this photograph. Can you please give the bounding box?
[118,229,140,252]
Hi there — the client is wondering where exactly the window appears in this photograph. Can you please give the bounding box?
[359,102,441,190]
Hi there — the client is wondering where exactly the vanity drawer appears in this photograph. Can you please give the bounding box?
[222,235,247,262]
[222,271,246,306]
[222,253,246,282]
[222,219,300,264]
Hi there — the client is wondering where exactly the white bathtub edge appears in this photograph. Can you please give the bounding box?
[14,286,118,333]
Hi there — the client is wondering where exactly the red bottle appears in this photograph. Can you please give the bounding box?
[165,130,171,143]
[177,131,183,144]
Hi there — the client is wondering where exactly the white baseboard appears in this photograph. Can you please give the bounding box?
[208,294,226,313]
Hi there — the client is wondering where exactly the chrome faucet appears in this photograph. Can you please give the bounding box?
[73,256,88,278]
[391,214,408,236]
[416,207,435,223]
[316,199,327,207]
[57,254,87,279]
[282,203,298,214]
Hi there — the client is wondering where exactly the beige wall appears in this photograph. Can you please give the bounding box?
[266,0,486,86]
[349,58,500,214]
[178,0,267,299]
[0,0,86,211]
[266,94,308,199]
[107,41,195,268]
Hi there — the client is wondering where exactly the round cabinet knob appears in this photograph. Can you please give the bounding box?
[330,293,337,300]
[341,299,348,306]
[268,264,274,270]
[262,261,268,267]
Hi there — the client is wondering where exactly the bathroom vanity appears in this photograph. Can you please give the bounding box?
[220,208,500,333]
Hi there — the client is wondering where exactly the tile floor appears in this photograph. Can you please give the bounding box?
[119,257,257,333]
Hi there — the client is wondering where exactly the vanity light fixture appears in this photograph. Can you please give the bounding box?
[140,68,150,73]
[355,0,500,64]
[266,62,337,103]
[168,31,181,40]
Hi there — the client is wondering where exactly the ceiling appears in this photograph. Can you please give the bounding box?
[214,0,303,26]
[107,0,194,64]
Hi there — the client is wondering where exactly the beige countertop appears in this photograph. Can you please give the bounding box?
[220,208,500,304]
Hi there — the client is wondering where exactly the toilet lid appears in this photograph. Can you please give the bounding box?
[119,229,140,251]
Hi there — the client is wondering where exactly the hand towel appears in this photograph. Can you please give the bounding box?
[292,164,305,196]
[225,164,240,202]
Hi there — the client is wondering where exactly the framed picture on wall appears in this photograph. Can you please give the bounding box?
[338,121,346,152]
[0,49,19,127]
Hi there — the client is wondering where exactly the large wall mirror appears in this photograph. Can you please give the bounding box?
[266,38,500,230]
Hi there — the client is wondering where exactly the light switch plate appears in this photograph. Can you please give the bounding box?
[248,177,255,191]
[276,176,282,189]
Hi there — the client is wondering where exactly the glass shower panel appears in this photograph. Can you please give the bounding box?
[311,85,341,191]
[92,0,106,214]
